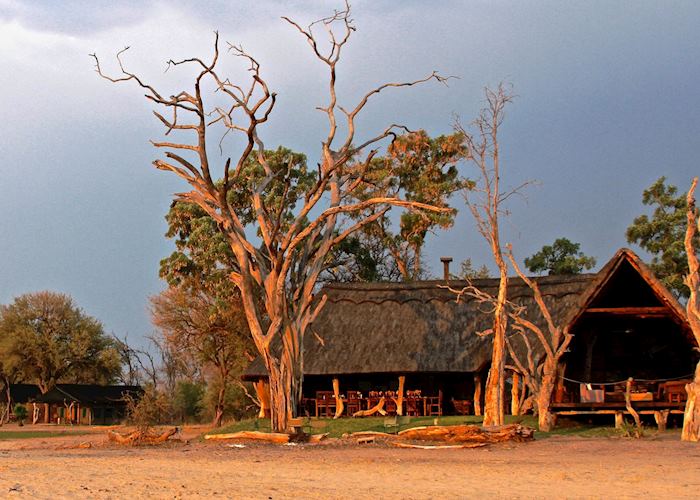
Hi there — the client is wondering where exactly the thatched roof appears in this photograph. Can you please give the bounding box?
[245,274,596,379]
[244,248,690,379]
[34,384,143,405]
[8,384,42,404]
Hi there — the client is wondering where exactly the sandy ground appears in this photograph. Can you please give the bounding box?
[1,425,700,499]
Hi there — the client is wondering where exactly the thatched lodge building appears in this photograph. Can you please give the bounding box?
[7,384,142,425]
[244,249,697,417]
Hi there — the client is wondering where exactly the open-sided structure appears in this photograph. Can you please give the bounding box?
[244,249,697,419]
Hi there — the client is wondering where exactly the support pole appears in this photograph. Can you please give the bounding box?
[333,378,344,419]
[615,411,624,429]
[473,373,483,416]
[395,376,405,416]
[654,410,669,431]
[511,372,521,416]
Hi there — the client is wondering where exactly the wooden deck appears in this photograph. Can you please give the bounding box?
[552,401,685,411]
[552,401,685,430]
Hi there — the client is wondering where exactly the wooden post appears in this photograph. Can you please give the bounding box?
[395,376,405,416]
[615,411,624,429]
[654,410,669,431]
[333,378,344,419]
[254,379,271,419]
[44,403,49,424]
[473,373,482,416]
[511,372,520,416]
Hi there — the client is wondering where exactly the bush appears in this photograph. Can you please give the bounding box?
[13,404,28,425]
[124,387,173,432]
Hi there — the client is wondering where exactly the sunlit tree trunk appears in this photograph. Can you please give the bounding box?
[682,177,700,442]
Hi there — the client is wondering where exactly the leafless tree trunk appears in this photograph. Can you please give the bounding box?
[504,245,572,431]
[682,177,700,442]
[455,84,517,427]
[0,375,10,426]
[93,3,449,432]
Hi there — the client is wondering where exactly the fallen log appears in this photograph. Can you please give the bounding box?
[107,427,178,446]
[204,431,290,444]
[307,433,329,444]
[353,398,386,417]
[347,431,393,438]
[392,442,487,450]
[397,424,534,443]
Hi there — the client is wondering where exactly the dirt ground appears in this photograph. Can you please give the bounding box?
[1,425,700,499]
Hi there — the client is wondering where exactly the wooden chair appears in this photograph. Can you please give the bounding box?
[315,391,336,418]
[426,391,442,416]
[405,397,422,416]
[384,391,398,415]
[451,398,472,415]
[346,391,363,415]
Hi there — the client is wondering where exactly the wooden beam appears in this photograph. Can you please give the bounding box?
[584,306,669,316]
[332,378,344,419]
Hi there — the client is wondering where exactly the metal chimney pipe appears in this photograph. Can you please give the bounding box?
[440,257,453,280]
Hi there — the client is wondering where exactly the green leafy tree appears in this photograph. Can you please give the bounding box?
[172,380,206,423]
[150,286,253,427]
[524,238,597,276]
[0,291,122,393]
[341,130,469,281]
[626,177,697,297]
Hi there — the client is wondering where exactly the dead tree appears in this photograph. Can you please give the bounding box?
[504,245,572,431]
[682,177,700,442]
[454,84,517,426]
[92,3,449,432]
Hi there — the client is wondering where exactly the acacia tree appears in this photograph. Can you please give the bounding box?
[627,177,696,298]
[454,84,517,427]
[0,291,122,393]
[681,177,700,442]
[93,4,449,431]
[151,286,253,427]
[525,238,596,275]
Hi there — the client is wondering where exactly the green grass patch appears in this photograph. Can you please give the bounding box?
[208,414,632,440]
[0,430,91,440]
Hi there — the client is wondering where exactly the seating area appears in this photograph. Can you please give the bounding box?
[555,378,692,405]
[304,389,443,417]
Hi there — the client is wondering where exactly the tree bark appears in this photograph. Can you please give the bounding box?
[537,379,556,432]
[535,357,559,432]
[213,384,226,428]
[483,258,507,426]
[682,178,700,441]
[254,379,270,419]
[682,362,700,442]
